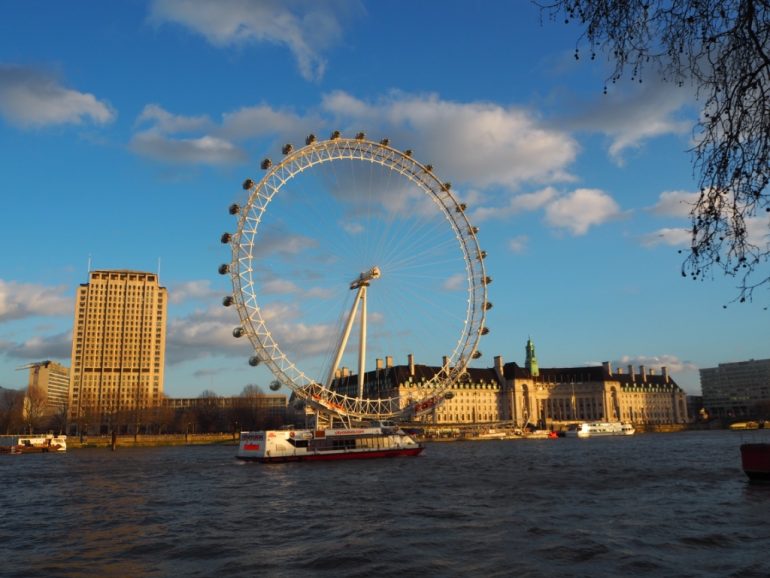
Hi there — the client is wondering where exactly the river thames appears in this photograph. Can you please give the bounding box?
[2,430,769,577]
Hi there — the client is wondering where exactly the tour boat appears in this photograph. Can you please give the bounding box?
[740,443,770,481]
[237,425,424,462]
[564,422,635,438]
[0,434,67,454]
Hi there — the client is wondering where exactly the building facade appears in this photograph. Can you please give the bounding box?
[22,360,70,415]
[700,358,770,418]
[68,270,167,434]
[335,342,688,427]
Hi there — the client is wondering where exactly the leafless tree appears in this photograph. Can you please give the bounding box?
[0,389,25,434]
[539,0,770,302]
[24,385,48,433]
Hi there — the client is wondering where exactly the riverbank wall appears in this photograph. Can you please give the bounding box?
[70,433,238,449]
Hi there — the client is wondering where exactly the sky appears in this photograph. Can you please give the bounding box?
[1,0,768,398]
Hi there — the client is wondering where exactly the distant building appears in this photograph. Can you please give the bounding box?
[21,360,70,414]
[333,341,688,427]
[165,394,286,416]
[700,358,770,419]
[69,270,167,434]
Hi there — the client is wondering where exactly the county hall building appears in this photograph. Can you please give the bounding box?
[333,339,688,428]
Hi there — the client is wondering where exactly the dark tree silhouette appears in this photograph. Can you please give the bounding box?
[539,0,770,302]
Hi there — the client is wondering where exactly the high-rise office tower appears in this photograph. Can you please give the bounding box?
[69,270,167,433]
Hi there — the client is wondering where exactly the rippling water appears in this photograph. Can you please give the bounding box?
[2,430,769,577]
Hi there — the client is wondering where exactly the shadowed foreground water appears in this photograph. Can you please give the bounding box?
[2,430,769,577]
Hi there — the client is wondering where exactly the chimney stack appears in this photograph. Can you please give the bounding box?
[386,355,393,368]
[628,365,635,381]
[376,358,383,370]
[408,353,415,376]
[602,361,613,376]
[662,366,669,383]
[640,365,646,382]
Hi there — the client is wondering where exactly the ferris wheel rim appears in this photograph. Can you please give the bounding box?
[223,135,488,420]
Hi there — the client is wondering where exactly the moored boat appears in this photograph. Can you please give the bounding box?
[237,425,423,462]
[564,422,635,438]
[0,434,67,454]
[740,443,770,481]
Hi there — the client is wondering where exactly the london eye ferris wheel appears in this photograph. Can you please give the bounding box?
[219,132,491,425]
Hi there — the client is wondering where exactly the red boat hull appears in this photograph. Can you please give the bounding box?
[740,443,770,481]
[241,446,424,463]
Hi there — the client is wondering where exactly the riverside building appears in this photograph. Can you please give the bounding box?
[21,360,70,415]
[333,339,688,428]
[68,270,167,435]
[700,358,770,419]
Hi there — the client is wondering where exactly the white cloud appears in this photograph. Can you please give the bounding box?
[639,227,690,248]
[165,305,249,364]
[221,105,309,141]
[563,79,693,164]
[649,190,699,218]
[0,280,72,322]
[137,103,212,134]
[262,279,301,295]
[149,0,360,81]
[442,273,466,291]
[0,331,73,361]
[472,187,558,222]
[0,65,115,128]
[321,91,579,189]
[168,280,220,304]
[131,131,244,165]
[544,188,622,235]
[614,354,698,374]
[746,214,770,250]
[507,235,529,254]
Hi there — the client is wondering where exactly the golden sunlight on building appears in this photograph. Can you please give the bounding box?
[68,270,167,435]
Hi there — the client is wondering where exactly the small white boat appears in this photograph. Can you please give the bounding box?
[0,434,67,454]
[237,426,423,462]
[564,422,635,438]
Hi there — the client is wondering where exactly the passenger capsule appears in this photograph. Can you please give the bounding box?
[229,203,240,215]
[261,158,272,170]
[220,232,231,244]
[484,301,493,310]
[379,138,390,146]
[484,276,492,285]
[481,326,490,335]
[469,226,479,235]
[478,250,487,260]
[306,134,317,145]
[443,182,452,190]
[405,149,413,157]
[248,355,260,367]
[330,130,341,139]
[269,382,281,391]
[282,144,293,155]
[222,296,234,307]
[232,327,245,338]
[424,164,433,172]
[472,351,482,359]
[355,132,365,140]
[218,264,230,275]
[456,203,467,212]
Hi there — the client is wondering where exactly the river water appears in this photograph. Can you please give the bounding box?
[2,430,769,577]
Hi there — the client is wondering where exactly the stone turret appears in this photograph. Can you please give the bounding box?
[525,337,539,377]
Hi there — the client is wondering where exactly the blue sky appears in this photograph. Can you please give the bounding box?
[1,0,768,397]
